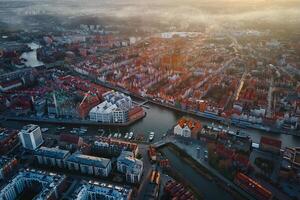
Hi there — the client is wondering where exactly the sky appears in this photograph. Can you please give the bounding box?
[0,0,299,31]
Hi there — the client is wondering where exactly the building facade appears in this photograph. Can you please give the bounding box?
[18,124,44,150]
[117,151,143,183]
[65,153,111,177]
[34,147,70,168]
[0,169,66,200]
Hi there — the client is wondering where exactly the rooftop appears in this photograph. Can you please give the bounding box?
[35,147,70,159]
[66,153,111,168]
[0,169,66,200]
[73,180,132,200]
[20,124,40,134]
[117,151,143,175]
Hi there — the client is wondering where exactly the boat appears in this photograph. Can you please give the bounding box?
[124,132,129,139]
[41,128,49,133]
[128,132,134,140]
[149,132,155,142]
[114,133,118,138]
[108,134,112,138]
[80,127,87,132]
[57,126,66,130]
[118,133,122,138]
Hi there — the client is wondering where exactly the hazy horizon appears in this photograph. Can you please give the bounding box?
[1,0,300,32]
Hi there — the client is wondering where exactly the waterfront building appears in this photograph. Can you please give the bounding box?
[0,169,66,200]
[89,91,132,123]
[92,138,138,157]
[73,180,132,200]
[117,151,143,183]
[18,124,44,150]
[259,136,282,154]
[113,108,129,123]
[89,101,117,123]
[34,147,70,168]
[103,91,132,110]
[173,117,202,139]
[59,134,84,147]
[65,153,111,177]
[174,124,192,137]
[33,97,46,117]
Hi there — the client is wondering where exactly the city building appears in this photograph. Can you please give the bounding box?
[92,137,139,157]
[259,136,282,154]
[174,117,202,139]
[73,180,132,200]
[59,134,84,147]
[89,101,117,123]
[18,124,44,150]
[0,68,37,92]
[0,128,19,155]
[65,153,111,177]
[234,173,272,200]
[0,157,18,179]
[280,147,300,181]
[117,151,143,183]
[34,147,70,168]
[89,90,132,123]
[0,169,66,200]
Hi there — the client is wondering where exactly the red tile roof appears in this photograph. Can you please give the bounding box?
[260,136,282,148]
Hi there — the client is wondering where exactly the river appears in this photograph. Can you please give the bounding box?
[2,100,300,147]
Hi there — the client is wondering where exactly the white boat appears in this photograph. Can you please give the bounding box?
[41,128,49,133]
[80,127,87,132]
[149,132,155,142]
[108,134,112,138]
[124,132,129,139]
[128,132,134,140]
[114,133,118,138]
[118,133,122,138]
[57,127,66,130]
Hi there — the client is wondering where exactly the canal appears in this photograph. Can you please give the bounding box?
[2,101,300,147]
[160,146,234,200]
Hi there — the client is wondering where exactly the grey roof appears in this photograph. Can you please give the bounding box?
[66,153,111,168]
[35,147,70,159]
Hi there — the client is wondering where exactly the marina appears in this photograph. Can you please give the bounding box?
[2,100,300,147]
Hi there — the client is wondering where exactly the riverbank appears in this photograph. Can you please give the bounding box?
[88,76,299,137]
[2,111,146,127]
[158,142,256,200]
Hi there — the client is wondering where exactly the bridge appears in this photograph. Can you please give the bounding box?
[133,100,150,109]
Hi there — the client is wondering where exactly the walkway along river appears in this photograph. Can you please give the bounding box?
[3,100,300,147]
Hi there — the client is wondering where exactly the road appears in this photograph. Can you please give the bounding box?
[136,143,154,200]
